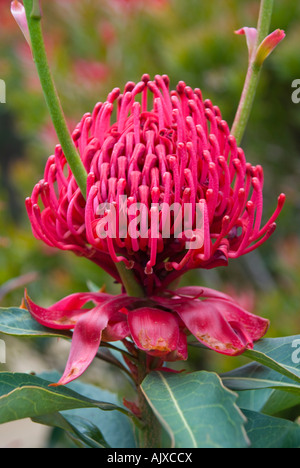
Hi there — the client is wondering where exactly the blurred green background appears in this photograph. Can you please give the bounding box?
[0,0,300,382]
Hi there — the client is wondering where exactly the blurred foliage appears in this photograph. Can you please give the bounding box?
[0,0,299,379]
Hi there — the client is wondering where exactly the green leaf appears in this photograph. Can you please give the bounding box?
[141,370,249,448]
[39,371,137,449]
[33,413,111,448]
[222,361,300,415]
[0,307,69,339]
[0,372,130,425]
[236,388,272,413]
[243,410,300,448]
[244,335,300,383]
[224,377,300,393]
[261,389,300,416]
[86,280,101,293]
[222,363,300,394]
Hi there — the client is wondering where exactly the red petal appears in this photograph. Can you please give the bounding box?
[48,292,111,312]
[25,291,86,330]
[52,295,137,385]
[164,330,188,362]
[101,312,130,342]
[174,286,235,302]
[128,308,180,356]
[207,298,269,342]
[235,27,258,60]
[52,303,112,386]
[174,298,268,356]
[255,29,285,65]
[25,291,121,330]
[173,286,269,343]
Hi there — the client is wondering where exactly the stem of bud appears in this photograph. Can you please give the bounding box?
[22,0,87,198]
[231,0,274,145]
[30,0,41,19]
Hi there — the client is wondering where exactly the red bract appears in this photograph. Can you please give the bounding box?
[26,75,285,296]
[25,286,269,385]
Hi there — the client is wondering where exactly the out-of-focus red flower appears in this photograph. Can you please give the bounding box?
[26,75,285,295]
[72,60,109,89]
[99,20,117,46]
[25,285,269,385]
[111,0,168,12]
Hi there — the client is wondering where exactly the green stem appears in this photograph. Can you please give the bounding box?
[116,262,145,298]
[30,0,41,19]
[96,349,135,382]
[136,351,162,448]
[231,62,261,146]
[101,341,138,362]
[23,1,144,297]
[23,0,87,198]
[256,0,274,44]
[231,0,274,145]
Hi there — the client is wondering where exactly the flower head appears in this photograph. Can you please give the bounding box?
[26,75,285,295]
[25,75,284,385]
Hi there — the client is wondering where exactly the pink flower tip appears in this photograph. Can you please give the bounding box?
[255,29,286,66]
[11,0,31,48]
[235,27,258,60]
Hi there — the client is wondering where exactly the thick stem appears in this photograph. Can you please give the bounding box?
[116,262,145,298]
[231,0,274,145]
[136,352,161,448]
[136,387,161,448]
[23,0,87,198]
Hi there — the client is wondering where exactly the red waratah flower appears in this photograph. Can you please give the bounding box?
[26,74,285,294]
[25,75,285,385]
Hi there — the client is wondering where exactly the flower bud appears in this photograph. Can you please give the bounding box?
[11,0,31,48]
[255,29,286,66]
[235,26,285,66]
[235,27,258,60]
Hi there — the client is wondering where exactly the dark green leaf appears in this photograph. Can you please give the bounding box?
[243,410,300,448]
[141,370,249,448]
[236,388,272,413]
[262,390,300,416]
[0,372,129,424]
[244,335,300,383]
[222,361,300,415]
[0,307,69,339]
[33,412,110,448]
[39,371,137,448]
[222,363,300,394]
